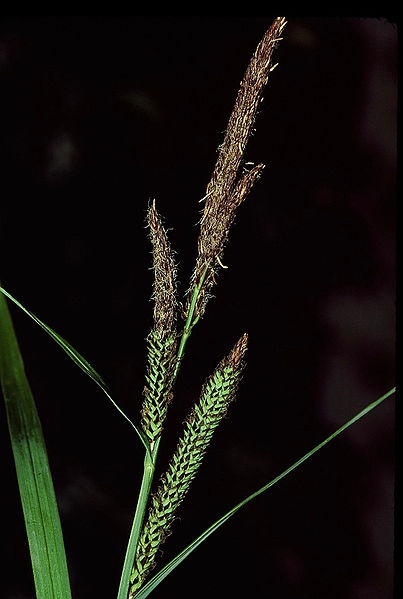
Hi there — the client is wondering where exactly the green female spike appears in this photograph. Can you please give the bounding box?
[130,333,248,595]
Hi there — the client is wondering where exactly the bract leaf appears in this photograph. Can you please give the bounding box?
[134,387,395,598]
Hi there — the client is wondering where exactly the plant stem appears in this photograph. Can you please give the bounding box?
[117,450,155,599]
[173,265,208,379]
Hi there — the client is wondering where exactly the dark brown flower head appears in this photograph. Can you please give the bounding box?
[147,200,177,339]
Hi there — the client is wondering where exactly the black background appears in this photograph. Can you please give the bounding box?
[0,16,396,599]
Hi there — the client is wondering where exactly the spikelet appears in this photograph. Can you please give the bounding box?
[185,17,287,320]
[141,330,177,446]
[129,334,248,595]
[141,201,178,447]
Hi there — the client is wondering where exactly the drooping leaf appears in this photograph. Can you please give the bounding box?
[0,286,149,451]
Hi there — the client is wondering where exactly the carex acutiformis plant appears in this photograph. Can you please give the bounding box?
[128,17,287,598]
[0,17,395,599]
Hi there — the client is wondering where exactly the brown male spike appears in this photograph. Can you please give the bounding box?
[185,17,287,320]
[148,200,177,340]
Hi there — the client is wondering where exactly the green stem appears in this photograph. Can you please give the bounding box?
[117,450,155,599]
[173,265,208,379]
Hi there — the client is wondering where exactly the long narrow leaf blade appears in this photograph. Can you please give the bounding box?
[0,286,149,450]
[0,291,72,599]
[134,387,396,598]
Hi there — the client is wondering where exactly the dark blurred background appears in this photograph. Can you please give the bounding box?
[0,16,396,599]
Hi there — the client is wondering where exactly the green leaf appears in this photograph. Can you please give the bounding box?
[0,290,72,599]
[134,386,396,598]
[0,285,149,451]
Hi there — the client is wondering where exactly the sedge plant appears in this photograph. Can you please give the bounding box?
[0,17,395,599]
